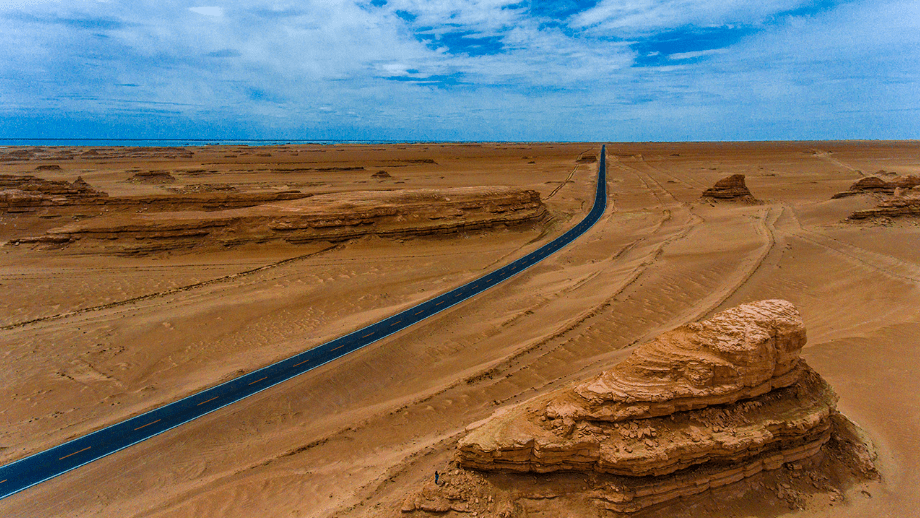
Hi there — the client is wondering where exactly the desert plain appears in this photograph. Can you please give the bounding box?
[0,141,919,517]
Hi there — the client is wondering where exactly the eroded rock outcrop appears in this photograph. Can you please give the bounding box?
[458,300,820,476]
[0,174,106,213]
[833,175,920,198]
[849,192,920,220]
[702,174,757,202]
[401,301,875,515]
[11,186,548,255]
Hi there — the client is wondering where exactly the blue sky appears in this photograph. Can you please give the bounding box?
[0,0,917,141]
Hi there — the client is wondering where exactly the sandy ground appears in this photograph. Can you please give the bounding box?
[1,141,918,517]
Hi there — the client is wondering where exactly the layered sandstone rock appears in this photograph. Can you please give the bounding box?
[407,300,868,514]
[10,186,547,254]
[0,174,106,212]
[833,175,920,198]
[849,192,920,220]
[701,174,756,202]
[458,300,822,475]
[0,173,309,215]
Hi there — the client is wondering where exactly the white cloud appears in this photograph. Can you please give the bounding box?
[0,0,916,140]
[188,6,224,17]
[572,0,810,34]
[669,49,727,60]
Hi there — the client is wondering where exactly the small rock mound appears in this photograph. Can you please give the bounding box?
[127,170,176,184]
[702,174,757,202]
[402,300,876,515]
[372,170,392,179]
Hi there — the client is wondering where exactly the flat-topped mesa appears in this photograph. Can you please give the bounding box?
[457,300,832,480]
[702,174,757,202]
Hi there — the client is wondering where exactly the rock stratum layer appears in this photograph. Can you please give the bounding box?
[701,174,757,202]
[0,174,310,214]
[413,300,866,514]
[10,186,547,254]
[849,192,920,220]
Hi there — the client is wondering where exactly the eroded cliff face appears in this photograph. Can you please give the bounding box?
[403,301,876,515]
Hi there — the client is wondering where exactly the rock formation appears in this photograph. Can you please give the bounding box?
[402,300,875,514]
[372,170,393,179]
[701,174,756,202]
[849,191,920,220]
[0,173,310,216]
[0,174,106,213]
[833,175,920,198]
[10,187,548,255]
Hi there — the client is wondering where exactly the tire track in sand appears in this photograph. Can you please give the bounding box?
[782,206,920,284]
[0,245,342,331]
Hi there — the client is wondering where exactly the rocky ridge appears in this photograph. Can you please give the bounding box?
[0,173,309,215]
[10,186,548,255]
[402,300,876,515]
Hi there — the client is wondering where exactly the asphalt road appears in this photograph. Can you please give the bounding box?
[0,145,607,500]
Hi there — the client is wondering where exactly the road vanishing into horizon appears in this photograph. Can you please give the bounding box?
[0,145,608,501]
